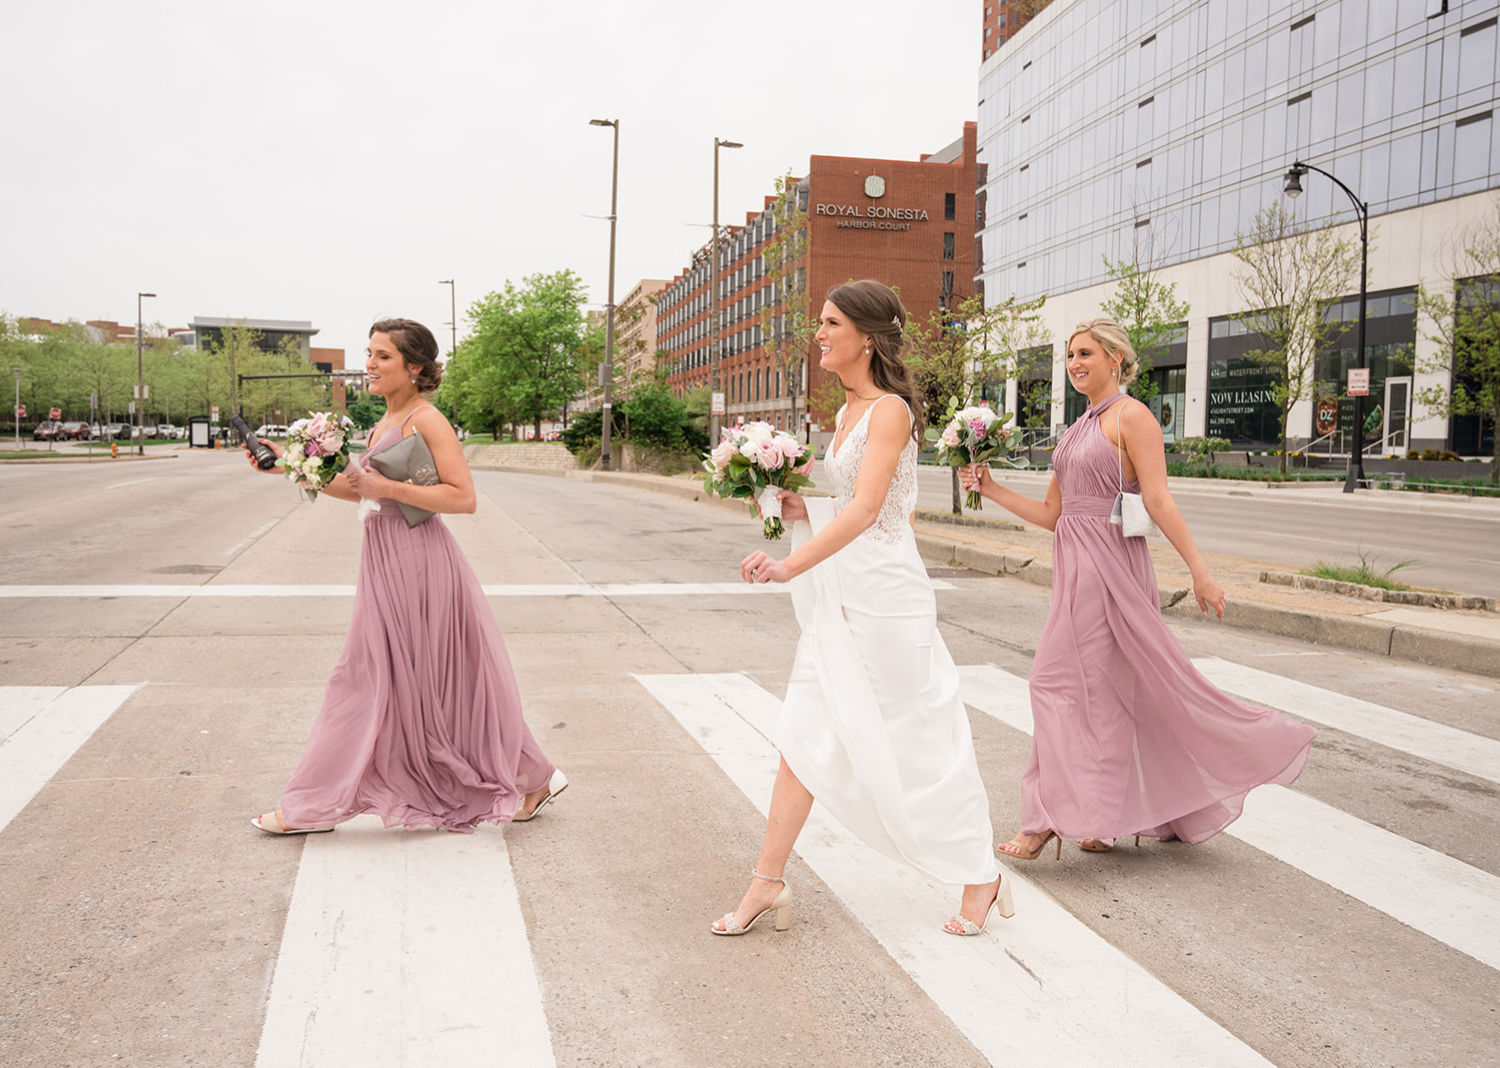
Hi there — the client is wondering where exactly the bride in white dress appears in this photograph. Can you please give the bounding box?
[715,280,1009,938]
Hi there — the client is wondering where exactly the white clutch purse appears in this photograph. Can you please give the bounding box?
[1109,404,1160,539]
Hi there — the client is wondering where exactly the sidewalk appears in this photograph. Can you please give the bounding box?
[467,457,1500,679]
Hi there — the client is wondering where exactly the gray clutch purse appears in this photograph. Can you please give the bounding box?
[368,428,440,527]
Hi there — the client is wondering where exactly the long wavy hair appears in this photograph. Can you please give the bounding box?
[825,280,925,444]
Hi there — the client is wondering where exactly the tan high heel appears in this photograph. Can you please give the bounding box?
[1079,835,1143,852]
[944,874,1015,935]
[997,829,1060,861]
[711,871,793,936]
[251,810,333,835]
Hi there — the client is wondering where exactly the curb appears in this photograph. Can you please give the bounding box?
[914,531,1500,680]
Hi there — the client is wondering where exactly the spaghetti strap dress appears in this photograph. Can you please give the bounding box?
[778,395,1001,886]
[277,408,555,833]
[1020,392,1316,844]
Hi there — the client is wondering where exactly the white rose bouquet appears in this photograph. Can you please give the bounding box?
[282,411,357,501]
[925,400,1014,511]
[701,421,815,540]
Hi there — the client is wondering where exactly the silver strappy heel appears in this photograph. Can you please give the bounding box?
[711,871,793,935]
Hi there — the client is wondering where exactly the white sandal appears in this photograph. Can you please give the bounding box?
[251,810,333,835]
[513,769,568,822]
[711,871,793,935]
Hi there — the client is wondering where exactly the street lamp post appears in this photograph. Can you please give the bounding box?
[136,292,156,455]
[710,136,744,446]
[590,118,620,470]
[1284,161,1368,493]
[439,279,456,357]
[11,368,21,451]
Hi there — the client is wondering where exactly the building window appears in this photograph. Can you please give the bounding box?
[942,272,954,303]
[943,232,955,259]
[944,193,956,220]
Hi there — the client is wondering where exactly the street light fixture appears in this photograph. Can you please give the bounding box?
[11,368,21,451]
[136,292,156,455]
[1284,160,1368,494]
[438,279,456,357]
[710,136,744,446]
[590,117,620,470]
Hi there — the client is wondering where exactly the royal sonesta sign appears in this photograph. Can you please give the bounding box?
[814,202,931,231]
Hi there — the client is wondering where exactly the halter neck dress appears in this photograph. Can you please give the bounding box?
[277,409,555,832]
[1020,392,1315,843]
[778,395,1000,886]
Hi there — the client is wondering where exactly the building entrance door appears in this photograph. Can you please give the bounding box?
[1383,376,1411,457]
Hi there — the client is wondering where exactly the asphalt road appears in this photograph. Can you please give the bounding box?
[913,465,1500,599]
[1,450,1497,1068]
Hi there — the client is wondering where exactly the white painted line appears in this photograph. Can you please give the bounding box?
[0,582,791,599]
[106,477,159,490]
[1191,657,1500,785]
[0,686,65,744]
[0,685,139,834]
[255,817,555,1068]
[959,664,1500,973]
[637,672,1272,1068]
[222,518,279,556]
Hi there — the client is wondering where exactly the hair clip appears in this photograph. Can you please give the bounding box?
[891,316,902,328]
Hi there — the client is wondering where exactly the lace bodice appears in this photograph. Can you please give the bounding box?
[823,395,918,547]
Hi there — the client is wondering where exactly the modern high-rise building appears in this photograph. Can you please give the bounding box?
[579,279,668,411]
[658,124,979,437]
[977,0,1499,455]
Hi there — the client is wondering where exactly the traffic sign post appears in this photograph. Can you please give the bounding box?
[49,407,61,420]
[1348,369,1371,396]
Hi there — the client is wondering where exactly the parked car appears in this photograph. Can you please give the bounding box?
[56,421,89,440]
[254,424,290,439]
[101,422,131,441]
[156,424,181,439]
[32,420,63,441]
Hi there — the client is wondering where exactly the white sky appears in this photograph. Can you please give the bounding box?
[2,0,982,362]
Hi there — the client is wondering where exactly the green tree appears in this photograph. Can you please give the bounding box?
[1231,201,1365,474]
[1415,202,1500,483]
[450,270,591,440]
[758,173,814,432]
[1101,256,1190,404]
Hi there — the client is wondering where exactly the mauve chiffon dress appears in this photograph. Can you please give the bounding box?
[1019,392,1316,844]
[276,422,555,833]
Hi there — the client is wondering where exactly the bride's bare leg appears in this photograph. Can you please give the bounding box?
[956,876,1003,927]
[713,757,814,931]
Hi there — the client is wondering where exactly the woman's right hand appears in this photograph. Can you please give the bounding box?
[243,438,284,471]
[776,490,808,523]
[959,463,992,495]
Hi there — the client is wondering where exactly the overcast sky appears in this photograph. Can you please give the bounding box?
[3,0,982,362]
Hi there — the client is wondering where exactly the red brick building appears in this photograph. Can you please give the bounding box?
[982,1,1049,60]
[657,123,978,433]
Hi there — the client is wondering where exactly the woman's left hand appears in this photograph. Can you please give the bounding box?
[740,550,790,585]
[343,460,390,501]
[1193,572,1227,619]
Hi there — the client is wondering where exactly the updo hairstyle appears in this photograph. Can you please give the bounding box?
[1068,316,1139,387]
[825,279,926,444]
[369,318,444,394]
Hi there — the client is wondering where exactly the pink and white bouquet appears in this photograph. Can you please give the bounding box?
[926,401,1014,511]
[283,411,356,501]
[701,421,815,540]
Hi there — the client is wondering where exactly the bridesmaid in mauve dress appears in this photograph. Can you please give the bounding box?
[962,316,1315,858]
[246,318,564,835]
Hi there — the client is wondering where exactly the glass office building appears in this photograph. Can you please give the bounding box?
[977,0,1500,453]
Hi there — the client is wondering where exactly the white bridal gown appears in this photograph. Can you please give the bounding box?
[780,395,1001,887]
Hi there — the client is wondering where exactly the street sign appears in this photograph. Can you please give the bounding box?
[49,407,61,419]
[128,402,136,415]
[13,404,24,418]
[1348,368,1371,396]
[210,405,220,423]
[711,392,725,416]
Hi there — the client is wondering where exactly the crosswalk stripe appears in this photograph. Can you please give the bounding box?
[0,685,139,835]
[636,671,1274,1068]
[254,817,555,1068]
[1191,657,1500,785]
[958,664,1500,972]
[0,580,956,599]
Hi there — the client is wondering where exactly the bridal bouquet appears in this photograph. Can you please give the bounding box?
[701,421,815,540]
[283,411,356,501]
[926,400,1014,511]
